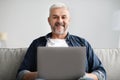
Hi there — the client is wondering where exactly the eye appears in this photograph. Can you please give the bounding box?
[62,16,67,19]
[52,15,58,19]
[53,16,57,19]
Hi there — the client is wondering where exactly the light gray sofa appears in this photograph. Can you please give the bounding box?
[0,48,120,80]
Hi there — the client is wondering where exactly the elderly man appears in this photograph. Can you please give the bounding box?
[16,3,106,80]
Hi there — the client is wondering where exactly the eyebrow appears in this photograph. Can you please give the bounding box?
[52,15,67,17]
[52,15,58,16]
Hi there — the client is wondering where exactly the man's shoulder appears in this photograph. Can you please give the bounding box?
[34,36,46,42]
[69,34,86,41]
[34,32,52,41]
[29,35,47,47]
[69,34,90,47]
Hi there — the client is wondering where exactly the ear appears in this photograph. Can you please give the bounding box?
[48,17,50,24]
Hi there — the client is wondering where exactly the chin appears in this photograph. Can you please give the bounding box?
[55,31,67,35]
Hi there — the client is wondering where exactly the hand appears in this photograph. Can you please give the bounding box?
[23,72,38,80]
[86,73,98,80]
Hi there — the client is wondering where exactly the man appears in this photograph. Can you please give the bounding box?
[16,3,106,80]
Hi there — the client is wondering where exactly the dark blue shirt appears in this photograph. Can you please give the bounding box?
[17,32,106,79]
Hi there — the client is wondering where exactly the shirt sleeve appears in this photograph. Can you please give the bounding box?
[78,70,105,80]
[84,39,106,80]
[92,70,106,80]
[16,70,30,80]
[17,40,37,77]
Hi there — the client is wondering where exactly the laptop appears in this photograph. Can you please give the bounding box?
[37,47,86,80]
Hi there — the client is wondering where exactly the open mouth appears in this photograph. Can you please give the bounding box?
[55,22,64,27]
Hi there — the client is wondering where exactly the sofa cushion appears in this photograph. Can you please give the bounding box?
[94,48,120,80]
[0,48,27,80]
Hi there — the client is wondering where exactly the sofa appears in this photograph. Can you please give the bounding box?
[0,48,120,80]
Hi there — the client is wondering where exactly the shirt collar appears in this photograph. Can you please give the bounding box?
[45,32,70,40]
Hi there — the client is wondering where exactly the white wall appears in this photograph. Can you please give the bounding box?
[0,0,120,48]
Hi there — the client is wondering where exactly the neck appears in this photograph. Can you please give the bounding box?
[51,32,67,39]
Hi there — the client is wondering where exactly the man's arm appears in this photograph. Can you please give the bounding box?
[83,39,106,80]
[86,73,98,80]
[23,72,37,80]
[16,70,37,80]
[79,71,105,80]
[16,40,38,80]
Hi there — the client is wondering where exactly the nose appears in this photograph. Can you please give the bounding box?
[58,17,63,23]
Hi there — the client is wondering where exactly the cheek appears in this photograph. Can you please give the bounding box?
[51,22,55,26]
[49,20,53,25]
[64,20,69,25]
[51,21,57,25]
[49,18,55,25]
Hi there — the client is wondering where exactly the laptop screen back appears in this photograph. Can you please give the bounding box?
[37,47,86,80]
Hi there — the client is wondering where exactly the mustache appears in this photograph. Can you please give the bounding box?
[55,22,64,27]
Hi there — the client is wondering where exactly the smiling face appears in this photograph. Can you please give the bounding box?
[48,7,70,35]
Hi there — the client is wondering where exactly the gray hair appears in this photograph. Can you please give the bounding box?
[49,3,69,16]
